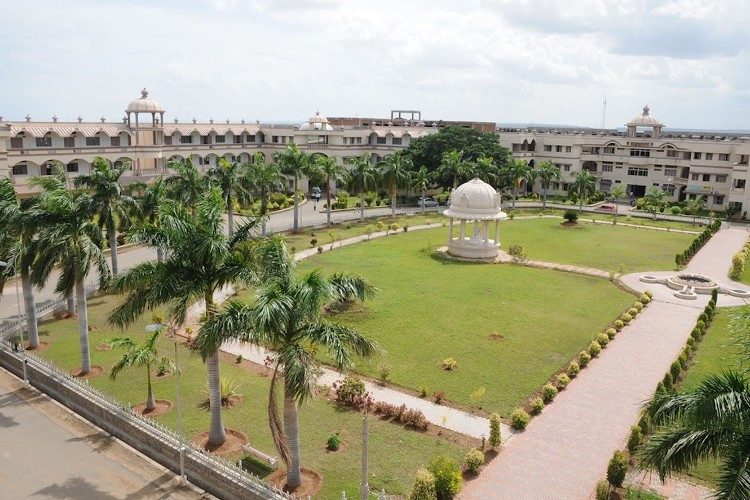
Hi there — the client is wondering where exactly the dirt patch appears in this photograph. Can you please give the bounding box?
[558,221,585,229]
[70,365,104,378]
[268,467,323,498]
[191,428,248,457]
[54,311,77,320]
[87,325,99,332]
[153,370,173,379]
[132,399,173,417]
[27,341,50,352]
[95,344,112,351]
[488,332,504,341]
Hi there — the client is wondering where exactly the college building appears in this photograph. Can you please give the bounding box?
[1,90,749,213]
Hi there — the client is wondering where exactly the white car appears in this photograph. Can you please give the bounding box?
[418,197,440,208]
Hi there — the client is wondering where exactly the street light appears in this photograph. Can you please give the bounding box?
[146,322,187,486]
[0,260,28,387]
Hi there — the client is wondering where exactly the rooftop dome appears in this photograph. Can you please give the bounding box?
[443,178,506,221]
[627,105,662,127]
[299,111,333,131]
[126,88,165,113]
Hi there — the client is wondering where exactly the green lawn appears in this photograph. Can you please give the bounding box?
[33,295,467,499]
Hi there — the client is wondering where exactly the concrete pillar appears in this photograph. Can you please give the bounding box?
[448,218,454,243]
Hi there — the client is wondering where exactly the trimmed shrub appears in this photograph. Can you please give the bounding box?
[711,288,719,301]
[638,414,651,435]
[627,425,643,453]
[563,209,578,222]
[605,328,617,339]
[697,320,706,333]
[542,383,558,403]
[335,375,366,404]
[402,409,429,430]
[628,307,639,317]
[428,455,462,499]
[614,319,624,331]
[678,353,688,370]
[556,373,571,389]
[670,361,682,381]
[691,327,701,340]
[621,312,633,324]
[589,341,602,358]
[633,302,644,312]
[510,408,531,430]
[596,480,610,500]
[663,371,674,390]
[409,468,437,500]
[640,294,651,304]
[596,333,610,347]
[645,290,654,299]
[656,381,666,394]
[326,432,341,451]
[579,350,591,367]
[686,337,696,350]
[489,413,501,448]
[530,397,545,414]
[464,449,485,473]
[699,312,709,324]
[607,450,628,488]
[568,361,580,377]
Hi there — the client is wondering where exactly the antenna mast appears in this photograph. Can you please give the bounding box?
[601,96,607,129]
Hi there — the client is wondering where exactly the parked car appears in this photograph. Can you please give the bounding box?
[311,186,321,200]
[418,197,440,208]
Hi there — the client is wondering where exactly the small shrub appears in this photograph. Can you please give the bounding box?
[607,450,628,488]
[670,360,682,381]
[326,432,341,451]
[310,237,318,247]
[235,354,243,364]
[419,383,429,398]
[489,413,502,448]
[691,327,701,339]
[663,371,674,390]
[596,480,610,500]
[640,294,651,304]
[588,341,602,358]
[638,413,651,435]
[469,386,486,406]
[556,373,571,389]
[605,328,617,339]
[530,397,545,414]
[378,363,391,384]
[697,320,706,333]
[433,391,446,404]
[621,312,633,324]
[402,409,428,430]
[596,333,610,347]
[579,350,591,367]
[686,337,696,350]
[441,357,458,370]
[508,244,524,257]
[464,448,485,473]
[627,425,643,453]
[678,353,688,370]
[628,307,639,317]
[568,361,580,377]
[409,468,436,500]
[563,210,578,223]
[335,375,366,404]
[403,225,409,233]
[614,320,624,331]
[542,383,558,403]
[645,290,653,298]
[510,408,531,430]
[317,246,324,254]
[633,302,644,312]
[655,381,666,394]
[428,455,462,499]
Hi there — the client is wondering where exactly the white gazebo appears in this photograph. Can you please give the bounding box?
[443,178,507,260]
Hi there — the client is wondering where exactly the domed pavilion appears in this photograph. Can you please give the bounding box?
[443,178,507,260]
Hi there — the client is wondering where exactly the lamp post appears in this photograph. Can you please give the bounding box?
[146,323,187,486]
[0,260,28,387]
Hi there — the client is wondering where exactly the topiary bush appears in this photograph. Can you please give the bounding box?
[563,209,578,223]
[556,373,571,389]
[645,290,653,298]
[489,413,501,448]
[568,361,580,377]
[464,448,485,474]
[579,350,591,367]
[670,360,682,381]
[589,341,602,357]
[596,480,609,500]
[510,408,531,430]
[409,468,437,500]
[542,383,558,403]
[633,302,644,312]
[640,294,651,304]
[627,425,643,453]
[621,312,633,324]
[596,333,610,347]
[607,450,629,488]
[663,371,674,390]
[530,397,545,414]
[428,455,462,499]
[605,328,617,339]
[614,319,624,331]
[628,307,639,317]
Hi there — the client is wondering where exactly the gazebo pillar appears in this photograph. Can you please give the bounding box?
[482,221,490,247]
[495,220,500,246]
[448,219,454,243]
[459,220,465,241]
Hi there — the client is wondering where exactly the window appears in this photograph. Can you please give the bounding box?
[392,137,402,145]
[246,134,255,142]
[603,146,615,154]
[86,136,100,146]
[377,137,386,145]
[234,135,243,144]
[565,146,572,153]
[164,136,172,145]
[691,173,699,181]
[706,153,713,160]
[201,135,210,145]
[735,179,746,189]
[715,195,724,205]
[35,136,52,147]
[10,137,23,148]
[272,136,279,143]
[64,137,75,148]
[630,148,650,157]
[663,184,675,196]
[665,168,677,177]
[600,179,611,191]
[214,135,225,143]
[180,136,192,144]
[719,153,730,161]
[716,175,727,183]
[563,165,571,172]
[666,149,677,158]
[627,167,649,176]
[556,145,563,152]
[693,152,702,160]
[66,162,79,173]
[702,174,710,182]
[111,136,120,147]
[544,145,552,152]
[602,162,613,172]
[12,164,28,175]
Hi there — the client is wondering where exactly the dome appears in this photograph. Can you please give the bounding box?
[126,88,165,113]
[627,105,662,127]
[443,178,507,221]
[299,111,333,131]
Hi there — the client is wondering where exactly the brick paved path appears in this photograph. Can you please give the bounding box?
[461,227,749,499]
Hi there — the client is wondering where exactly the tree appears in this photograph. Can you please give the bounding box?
[133,176,169,263]
[609,184,627,204]
[500,159,533,209]
[29,169,111,375]
[165,158,208,215]
[378,150,413,217]
[639,370,750,500]
[686,196,707,225]
[643,186,667,220]
[312,154,347,227]
[247,153,286,236]
[410,166,432,214]
[109,329,176,412]
[108,188,260,446]
[198,237,381,489]
[74,157,139,276]
[274,144,313,233]
[536,161,562,209]
[346,153,378,223]
[206,158,253,236]
[437,150,471,190]
[473,155,501,186]
[570,170,598,212]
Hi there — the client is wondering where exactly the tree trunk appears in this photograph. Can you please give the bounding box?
[146,367,156,411]
[292,177,299,233]
[261,188,268,236]
[542,187,548,209]
[76,279,91,375]
[66,290,75,315]
[326,177,332,227]
[579,192,584,213]
[227,194,234,237]
[206,351,226,446]
[360,192,365,222]
[109,231,119,276]
[421,188,426,214]
[391,192,396,218]
[284,393,302,489]
[20,267,39,348]
[157,246,164,264]
[512,185,518,209]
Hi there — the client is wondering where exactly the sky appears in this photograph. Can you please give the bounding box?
[1,0,748,130]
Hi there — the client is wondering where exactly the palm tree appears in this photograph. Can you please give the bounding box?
[473,156,500,186]
[501,159,533,209]
[74,157,139,276]
[570,170,598,212]
[639,371,750,500]
[686,196,706,225]
[346,153,378,223]
[247,153,286,236]
[378,150,412,218]
[207,158,253,236]
[274,144,313,233]
[108,188,260,446]
[134,176,169,263]
[536,160,562,209]
[609,184,627,204]
[312,155,347,227]
[198,237,381,489]
[437,150,470,190]
[410,166,431,214]
[0,178,41,348]
[643,186,667,220]
[109,329,176,412]
[29,169,111,375]
[165,159,208,215]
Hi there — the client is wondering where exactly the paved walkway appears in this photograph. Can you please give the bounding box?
[461,226,750,499]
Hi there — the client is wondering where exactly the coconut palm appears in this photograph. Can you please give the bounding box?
[410,166,432,214]
[108,188,260,446]
[535,161,562,209]
[206,158,253,236]
[639,370,750,500]
[312,155,347,227]
[643,186,667,220]
[570,170,598,212]
[437,150,470,190]
[165,158,208,214]
[274,144,313,233]
[500,159,533,209]
[473,155,500,186]
[378,150,413,217]
[686,196,707,225]
[133,176,169,263]
[28,169,110,375]
[74,157,139,276]
[198,237,381,489]
[247,153,286,236]
[109,329,176,411]
[346,153,378,223]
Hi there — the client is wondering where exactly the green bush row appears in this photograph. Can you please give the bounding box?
[729,238,750,280]
[674,219,722,266]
